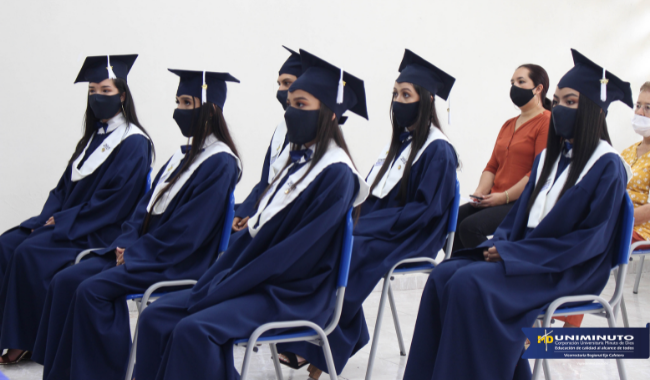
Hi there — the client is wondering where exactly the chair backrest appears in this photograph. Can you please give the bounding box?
[616,194,635,267]
[336,208,355,289]
[447,180,461,234]
[321,207,354,335]
[218,192,236,254]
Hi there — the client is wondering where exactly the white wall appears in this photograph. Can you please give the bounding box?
[0,0,649,231]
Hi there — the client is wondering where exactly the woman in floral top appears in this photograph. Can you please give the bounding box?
[622,82,650,243]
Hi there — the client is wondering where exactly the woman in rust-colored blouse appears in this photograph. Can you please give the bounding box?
[453,64,551,252]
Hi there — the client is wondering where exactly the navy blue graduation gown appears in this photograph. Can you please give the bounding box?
[403,152,628,380]
[0,131,147,277]
[0,132,150,352]
[235,131,289,219]
[281,139,458,374]
[134,163,359,380]
[32,151,239,380]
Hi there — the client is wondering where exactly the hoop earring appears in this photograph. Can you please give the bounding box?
[121,102,126,115]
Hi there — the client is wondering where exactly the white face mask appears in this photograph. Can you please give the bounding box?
[632,114,650,137]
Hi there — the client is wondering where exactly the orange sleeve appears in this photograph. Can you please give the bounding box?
[526,116,550,177]
[484,121,510,174]
[484,144,499,174]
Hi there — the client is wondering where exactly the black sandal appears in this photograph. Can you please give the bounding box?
[0,350,31,365]
[278,352,309,370]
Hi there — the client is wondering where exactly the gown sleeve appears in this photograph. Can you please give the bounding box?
[50,135,151,242]
[354,141,457,240]
[19,167,70,229]
[235,144,272,219]
[123,154,239,272]
[492,154,627,275]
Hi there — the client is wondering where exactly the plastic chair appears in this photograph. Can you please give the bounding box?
[531,194,634,380]
[615,240,650,330]
[232,207,354,380]
[123,191,235,380]
[364,179,460,380]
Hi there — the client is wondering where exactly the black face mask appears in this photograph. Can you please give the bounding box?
[284,107,320,145]
[277,90,289,110]
[509,85,536,108]
[552,105,578,139]
[173,109,201,137]
[89,94,122,120]
[392,101,419,128]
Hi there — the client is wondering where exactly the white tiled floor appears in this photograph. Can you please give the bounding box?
[2,272,649,380]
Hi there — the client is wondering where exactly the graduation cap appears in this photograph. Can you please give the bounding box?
[397,49,455,100]
[279,46,302,77]
[396,49,455,123]
[168,69,240,110]
[557,49,634,111]
[74,54,138,84]
[289,49,368,120]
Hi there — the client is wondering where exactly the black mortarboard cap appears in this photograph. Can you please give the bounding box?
[74,54,138,84]
[289,49,368,120]
[396,49,455,100]
[279,46,302,77]
[168,69,240,110]
[557,49,633,111]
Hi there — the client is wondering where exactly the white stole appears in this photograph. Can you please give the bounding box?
[268,130,292,185]
[527,140,632,228]
[146,135,242,215]
[267,119,288,183]
[71,114,149,182]
[366,127,451,199]
[248,141,370,238]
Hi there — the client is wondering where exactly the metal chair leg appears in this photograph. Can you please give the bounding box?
[124,321,139,380]
[387,282,407,356]
[365,277,391,380]
[310,332,338,380]
[620,296,630,328]
[542,358,552,380]
[240,341,258,380]
[269,343,284,380]
[539,318,553,380]
[633,255,644,294]
[604,306,628,380]
[531,319,542,380]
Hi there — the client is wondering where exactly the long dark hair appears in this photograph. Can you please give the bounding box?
[69,78,155,164]
[142,102,240,233]
[369,84,450,205]
[526,95,610,213]
[259,103,361,217]
[519,64,552,111]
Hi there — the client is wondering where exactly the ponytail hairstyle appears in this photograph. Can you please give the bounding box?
[518,64,552,111]
[141,101,240,233]
[369,83,455,205]
[259,103,361,219]
[69,78,155,165]
[526,94,610,214]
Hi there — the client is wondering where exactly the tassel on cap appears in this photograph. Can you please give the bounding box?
[336,69,344,104]
[447,93,452,125]
[201,71,207,104]
[106,55,117,80]
[600,67,608,102]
